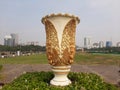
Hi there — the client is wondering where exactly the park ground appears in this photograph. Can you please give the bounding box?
[0,53,120,86]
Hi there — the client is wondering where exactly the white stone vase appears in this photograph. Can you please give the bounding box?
[41,13,80,86]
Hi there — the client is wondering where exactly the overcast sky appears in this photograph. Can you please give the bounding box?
[0,0,120,46]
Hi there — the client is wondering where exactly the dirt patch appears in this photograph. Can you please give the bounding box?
[0,64,119,85]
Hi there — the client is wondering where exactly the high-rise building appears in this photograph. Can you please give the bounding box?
[4,33,18,46]
[116,42,120,47]
[84,37,91,49]
[106,41,112,47]
[4,35,12,46]
[11,33,18,46]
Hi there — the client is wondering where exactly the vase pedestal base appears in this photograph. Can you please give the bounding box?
[50,66,71,86]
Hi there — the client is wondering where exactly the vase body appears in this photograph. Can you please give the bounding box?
[42,13,80,86]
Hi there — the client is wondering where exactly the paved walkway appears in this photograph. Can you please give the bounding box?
[0,64,119,85]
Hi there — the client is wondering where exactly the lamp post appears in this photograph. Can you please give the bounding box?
[41,13,80,86]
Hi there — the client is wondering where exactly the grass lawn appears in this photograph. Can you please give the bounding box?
[0,53,120,65]
[75,53,120,65]
[0,54,48,64]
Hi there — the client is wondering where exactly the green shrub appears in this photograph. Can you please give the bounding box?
[2,71,118,90]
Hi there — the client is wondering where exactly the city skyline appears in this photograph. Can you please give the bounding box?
[4,33,18,46]
[0,0,120,46]
[2,33,120,47]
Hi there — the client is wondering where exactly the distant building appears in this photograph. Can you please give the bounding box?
[11,33,18,46]
[4,33,18,46]
[106,41,112,47]
[26,41,39,46]
[99,41,104,48]
[84,37,92,49]
[116,42,120,47]
[4,35,12,46]
[93,43,99,48]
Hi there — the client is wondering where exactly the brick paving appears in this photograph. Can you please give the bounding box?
[0,64,119,85]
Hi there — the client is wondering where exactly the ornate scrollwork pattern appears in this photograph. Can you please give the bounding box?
[45,20,60,65]
[61,19,76,65]
[44,19,76,66]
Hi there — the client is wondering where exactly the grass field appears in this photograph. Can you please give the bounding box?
[75,53,120,65]
[0,53,120,65]
[0,54,48,64]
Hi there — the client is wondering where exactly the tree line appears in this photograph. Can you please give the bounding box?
[87,47,120,54]
[0,45,120,54]
[0,45,46,52]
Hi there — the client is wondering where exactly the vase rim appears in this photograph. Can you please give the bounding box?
[41,13,80,24]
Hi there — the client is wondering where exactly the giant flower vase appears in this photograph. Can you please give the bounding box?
[41,13,80,86]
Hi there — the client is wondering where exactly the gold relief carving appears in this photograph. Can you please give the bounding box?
[45,19,76,66]
[61,19,76,65]
[44,20,60,65]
